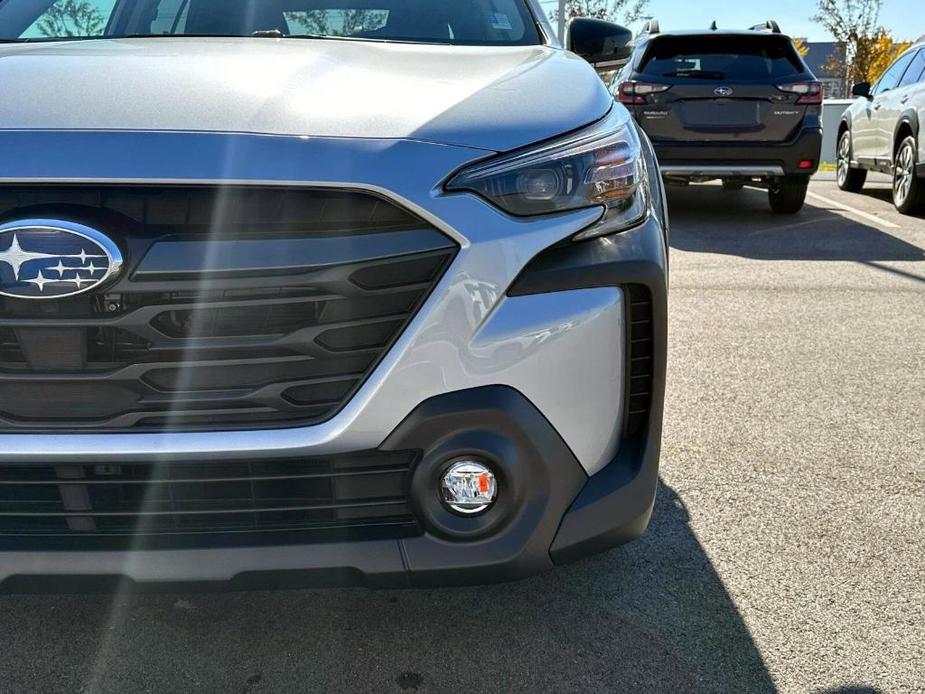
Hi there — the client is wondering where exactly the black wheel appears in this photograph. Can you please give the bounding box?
[769,176,809,214]
[722,180,745,191]
[892,136,925,214]
[836,129,867,192]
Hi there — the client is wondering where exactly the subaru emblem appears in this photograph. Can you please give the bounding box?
[0,219,123,299]
[714,87,734,97]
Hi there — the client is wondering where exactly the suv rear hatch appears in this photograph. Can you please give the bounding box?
[622,33,818,143]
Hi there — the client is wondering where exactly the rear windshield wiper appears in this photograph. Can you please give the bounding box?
[663,70,727,79]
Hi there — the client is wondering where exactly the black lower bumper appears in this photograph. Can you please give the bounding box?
[653,126,823,177]
[0,217,668,592]
[0,385,658,592]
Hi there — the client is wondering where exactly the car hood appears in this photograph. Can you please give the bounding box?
[0,37,612,152]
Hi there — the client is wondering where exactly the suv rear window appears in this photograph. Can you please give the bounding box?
[639,35,805,80]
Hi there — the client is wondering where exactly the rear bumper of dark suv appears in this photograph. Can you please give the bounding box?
[653,126,823,178]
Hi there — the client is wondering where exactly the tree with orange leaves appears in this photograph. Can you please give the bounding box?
[861,31,913,83]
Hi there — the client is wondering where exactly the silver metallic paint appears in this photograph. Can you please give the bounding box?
[0,38,611,152]
[469,288,625,471]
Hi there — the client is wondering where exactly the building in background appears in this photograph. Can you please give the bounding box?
[803,42,848,98]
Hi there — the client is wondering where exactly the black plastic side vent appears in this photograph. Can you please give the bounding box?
[625,285,654,438]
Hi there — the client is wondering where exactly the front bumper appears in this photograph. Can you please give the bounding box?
[0,130,667,589]
[652,126,824,178]
[2,382,653,591]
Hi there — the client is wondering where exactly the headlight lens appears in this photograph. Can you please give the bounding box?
[445,108,648,240]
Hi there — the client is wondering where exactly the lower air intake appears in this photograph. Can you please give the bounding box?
[0,451,420,549]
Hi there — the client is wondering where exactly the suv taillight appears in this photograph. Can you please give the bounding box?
[618,81,671,105]
[777,81,823,105]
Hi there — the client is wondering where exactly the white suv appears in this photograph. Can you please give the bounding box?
[838,41,925,214]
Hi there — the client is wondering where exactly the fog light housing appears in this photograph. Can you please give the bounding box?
[440,460,497,515]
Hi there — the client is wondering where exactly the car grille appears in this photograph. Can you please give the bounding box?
[0,451,420,548]
[0,185,457,432]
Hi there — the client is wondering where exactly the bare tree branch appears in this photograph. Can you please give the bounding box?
[813,0,885,84]
[37,0,105,37]
[551,0,649,25]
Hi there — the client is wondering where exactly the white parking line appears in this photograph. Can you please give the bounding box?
[806,191,901,229]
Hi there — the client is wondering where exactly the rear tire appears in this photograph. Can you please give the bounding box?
[836,129,867,193]
[769,177,809,214]
[722,180,745,191]
[892,136,925,214]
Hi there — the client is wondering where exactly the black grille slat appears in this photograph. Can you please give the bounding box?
[0,451,420,546]
[624,285,655,438]
[0,327,24,363]
[0,499,408,517]
[0,185,456,432]
[0,186,422,233]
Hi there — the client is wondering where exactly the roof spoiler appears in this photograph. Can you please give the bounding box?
[640,19,659,36]
[749,20,781,33]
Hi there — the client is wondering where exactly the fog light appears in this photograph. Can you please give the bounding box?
[440,460,497,515]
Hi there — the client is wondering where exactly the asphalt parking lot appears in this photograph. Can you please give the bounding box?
[0,177,922,694]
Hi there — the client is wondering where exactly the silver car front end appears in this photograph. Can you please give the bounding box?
[0,117,668,587]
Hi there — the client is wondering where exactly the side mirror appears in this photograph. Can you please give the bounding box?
[852,82,871,98]
[566,18,633,68]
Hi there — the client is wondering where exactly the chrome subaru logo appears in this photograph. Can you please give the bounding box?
[714,87,734,97]
[0,220,122,299]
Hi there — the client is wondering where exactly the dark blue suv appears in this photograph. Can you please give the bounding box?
[612,20,824,213]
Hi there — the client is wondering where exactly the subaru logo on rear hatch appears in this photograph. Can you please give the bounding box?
[714,87,734,97]
[0,219,122,299]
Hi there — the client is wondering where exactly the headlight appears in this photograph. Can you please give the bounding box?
[445,108,648,241]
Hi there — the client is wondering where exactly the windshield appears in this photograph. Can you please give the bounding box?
[0,0,542,45]
[639,35,805,80]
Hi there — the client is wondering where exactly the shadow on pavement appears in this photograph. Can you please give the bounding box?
[856,185,895,205]
[0,480,778,693]
[666,184,925,264]
[855,184,925,219]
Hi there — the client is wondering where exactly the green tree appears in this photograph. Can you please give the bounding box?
[37,0,105,37]
[861,30,913,83]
